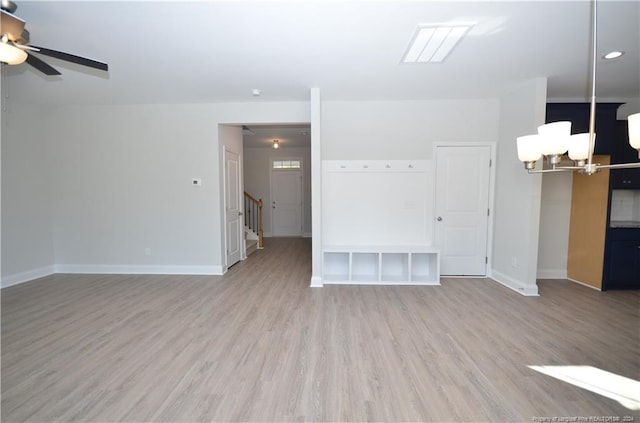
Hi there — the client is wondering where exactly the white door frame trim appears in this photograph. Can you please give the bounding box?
[221,147,230,271]
[269,156,304,237]
[222,147,245,271]
[433,142,497,278]
[216,110,315,278]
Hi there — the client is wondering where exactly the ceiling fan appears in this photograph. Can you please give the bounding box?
[0,0,108,75]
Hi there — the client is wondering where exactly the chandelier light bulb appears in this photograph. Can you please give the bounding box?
[537,121,572,156]
[0,41,28,65]
[568,133,594,163]
[517,134,542,169]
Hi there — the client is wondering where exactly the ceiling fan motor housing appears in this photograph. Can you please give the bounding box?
[1,0,17,14]
[0,0,108,75]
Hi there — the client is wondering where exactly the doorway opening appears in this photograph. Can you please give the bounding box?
[242,124,311,240]
[221,123,312,274]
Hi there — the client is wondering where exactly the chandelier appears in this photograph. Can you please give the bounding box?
[516,0,640,175]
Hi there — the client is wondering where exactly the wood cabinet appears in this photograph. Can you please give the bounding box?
[610,169,640,189]
[567,156,610,289]
[607,240,640,288]
[603,121,640,290]
[546,103,621,154]
[565,161,640,290]
[610,121,640,189]
[612,119,640,164]
[603,224,640,290]
[549,103,640,290]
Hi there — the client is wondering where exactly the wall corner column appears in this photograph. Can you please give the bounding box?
[310,87,323,287]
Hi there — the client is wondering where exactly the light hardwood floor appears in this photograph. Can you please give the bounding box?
[2,238,639,422]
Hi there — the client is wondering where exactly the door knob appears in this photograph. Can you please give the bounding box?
[238,211,243,216]
[437,216,443,221]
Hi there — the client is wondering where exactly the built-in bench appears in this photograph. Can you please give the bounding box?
[323,245,440,285]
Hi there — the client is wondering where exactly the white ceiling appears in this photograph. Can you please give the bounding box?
[3,1,639,106]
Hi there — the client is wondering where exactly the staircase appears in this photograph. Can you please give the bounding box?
[244,191,264,257]
[245,227,259,256]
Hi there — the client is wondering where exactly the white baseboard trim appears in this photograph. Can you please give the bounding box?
[324,280,441,286]
[441,275,486,279]
[264,232,313,238]
[2,265,55,289]
[491,270,539,296]
[567,278,602,291]
[54,264,225,276]
[310,276,323,287]
[537,269,567,279]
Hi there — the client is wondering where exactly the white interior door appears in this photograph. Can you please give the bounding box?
[271,170,302,236]
[225,150,242,267]
[435,145,491,276]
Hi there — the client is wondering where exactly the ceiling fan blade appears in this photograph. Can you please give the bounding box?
[29,45,108,72]
[26,53,61,76]
[12,41,38,51]
[0,9,26,41]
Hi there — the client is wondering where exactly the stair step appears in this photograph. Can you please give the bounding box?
[244,227,259,241]
[246,239,259,256]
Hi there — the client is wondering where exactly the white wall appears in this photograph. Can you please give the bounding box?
[322,160,432,246]
[243,146,312,236]
[492,78,547,296]
[3,91,557,293]
[537,172,572,279]
[1,79,2,283]
[219,124,244,267]
[322,99,500,160]
[0,101,310,280]
[1,103,55,287]
[319,99,500,250]
[310,87,322,287]
[220,125,243,154]
[48,104,222,273]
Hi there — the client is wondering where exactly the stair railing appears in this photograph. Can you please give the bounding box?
[243,191,264,248]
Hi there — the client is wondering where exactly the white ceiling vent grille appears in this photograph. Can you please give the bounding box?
[402,24,473,63]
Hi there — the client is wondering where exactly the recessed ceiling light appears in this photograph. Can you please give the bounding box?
[602,51,624,60]
[402,23,473,63]
[252,88,261,96]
